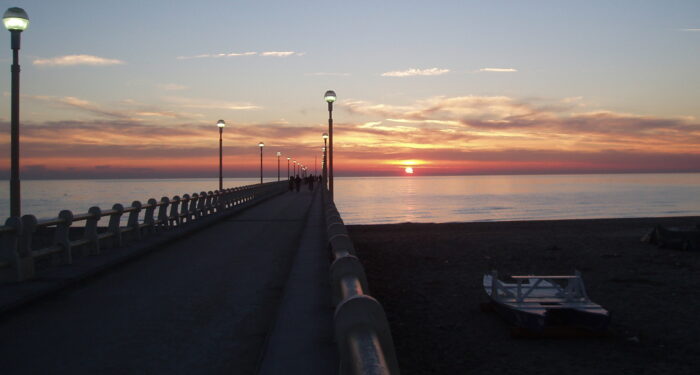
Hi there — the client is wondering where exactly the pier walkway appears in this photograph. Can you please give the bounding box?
[0,185,337,374]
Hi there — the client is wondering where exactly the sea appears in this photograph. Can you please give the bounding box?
[0,173,699,225]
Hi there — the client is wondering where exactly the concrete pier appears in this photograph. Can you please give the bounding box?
[0,186,336,374]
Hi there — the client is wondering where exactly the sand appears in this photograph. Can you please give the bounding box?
[347,216,700,375]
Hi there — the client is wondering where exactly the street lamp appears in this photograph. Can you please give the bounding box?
[258,142,264,184]
[287,157,290,179]
[322,132,328,187]
[293,160,297,176]
[216,119,225,190]
[324,90,336,199]
[4,7,29,218]
[276,152,281,181]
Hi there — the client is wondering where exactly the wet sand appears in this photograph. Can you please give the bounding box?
[348,216,700,375]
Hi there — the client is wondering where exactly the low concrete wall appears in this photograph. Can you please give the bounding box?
[322,189,400,375]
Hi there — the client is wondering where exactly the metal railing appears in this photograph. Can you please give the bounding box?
[0,181,286,283]
[323,189,400,375]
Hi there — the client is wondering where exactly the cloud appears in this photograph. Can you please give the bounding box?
[260,51,295,57]
[682,28,700,32]
[479,68,518,73]
[163,96,262,111]
[33,54,125,66]
[381,68,450,77]
[27,95,202,120]
[3,97,699,179]
[342,95,700,155]
[28,95,130,119]
[176,51,303,60]
[177,52,257,59]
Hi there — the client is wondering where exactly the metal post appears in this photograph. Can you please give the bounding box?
[260,146,263,184]
[218,127,223,191]
[287,158,290,179]
[10,30,21,217]
[328,102,334,200]
[323,138,327,188]
[277,154,280,181]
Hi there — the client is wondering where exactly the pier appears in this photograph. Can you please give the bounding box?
[0,183,399,374]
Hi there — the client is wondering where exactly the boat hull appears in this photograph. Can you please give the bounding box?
[489,300,610,332]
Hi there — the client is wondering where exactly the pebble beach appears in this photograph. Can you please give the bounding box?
[348,216,700,374]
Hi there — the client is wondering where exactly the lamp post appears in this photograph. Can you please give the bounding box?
[324,90,336,199]
[4,7,29,218]
[216,119,225,190]
[322,146,327,186]
[322,132,328,188]
[258,142,264,184]
[276,152,281,181]
[293,160,297,176]
[287,157,290,179]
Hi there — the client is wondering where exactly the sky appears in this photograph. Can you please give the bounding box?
[0,0,699,179]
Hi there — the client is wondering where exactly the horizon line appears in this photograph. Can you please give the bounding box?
[5,170,700,181]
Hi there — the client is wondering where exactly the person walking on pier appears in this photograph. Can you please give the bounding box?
[288,176,294,192]
[294,175,301,192]
[308,174,315,191]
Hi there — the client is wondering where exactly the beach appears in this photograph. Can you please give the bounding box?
[348,216,700,374]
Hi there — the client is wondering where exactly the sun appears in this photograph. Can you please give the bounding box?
[404,167,414,174]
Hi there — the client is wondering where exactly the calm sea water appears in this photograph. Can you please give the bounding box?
[0,174,698,224]
[334,173,700,224]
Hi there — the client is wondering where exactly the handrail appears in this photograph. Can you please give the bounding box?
[0,181,287,282]
[323,188,400,375]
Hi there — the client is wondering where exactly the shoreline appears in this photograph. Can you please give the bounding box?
[347,214,700,227]
[348,216,700,374]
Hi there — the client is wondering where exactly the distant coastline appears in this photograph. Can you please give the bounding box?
[2,170,699,181]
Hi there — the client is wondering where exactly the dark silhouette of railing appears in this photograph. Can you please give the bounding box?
[0,181,286,282]
[323,189,400,375]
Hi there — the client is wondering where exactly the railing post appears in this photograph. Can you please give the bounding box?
[84,206,101,255]
[197,191,207,218]
[144,198,157,234]
[221,190,228,210]
[213,191,221,213]
[16,215,37,280]
[0,217,29,282]
[189,193,199,220]
[19,215,37,268]
[180,194,190,223]
[158,197,170,228]
[127,201,142,241]
[54,210,74,265]
[169,196,181,226]
[108,204,124,248]
[207,191,215,214]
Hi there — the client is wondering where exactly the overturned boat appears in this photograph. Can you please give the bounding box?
[643,224,700,251]
[483,271,610,333]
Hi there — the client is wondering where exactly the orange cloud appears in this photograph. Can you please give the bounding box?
[1,94,698,178]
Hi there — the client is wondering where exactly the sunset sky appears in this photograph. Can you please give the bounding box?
[0,0,699,178]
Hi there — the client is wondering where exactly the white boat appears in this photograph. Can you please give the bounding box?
[483,270,610,332]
